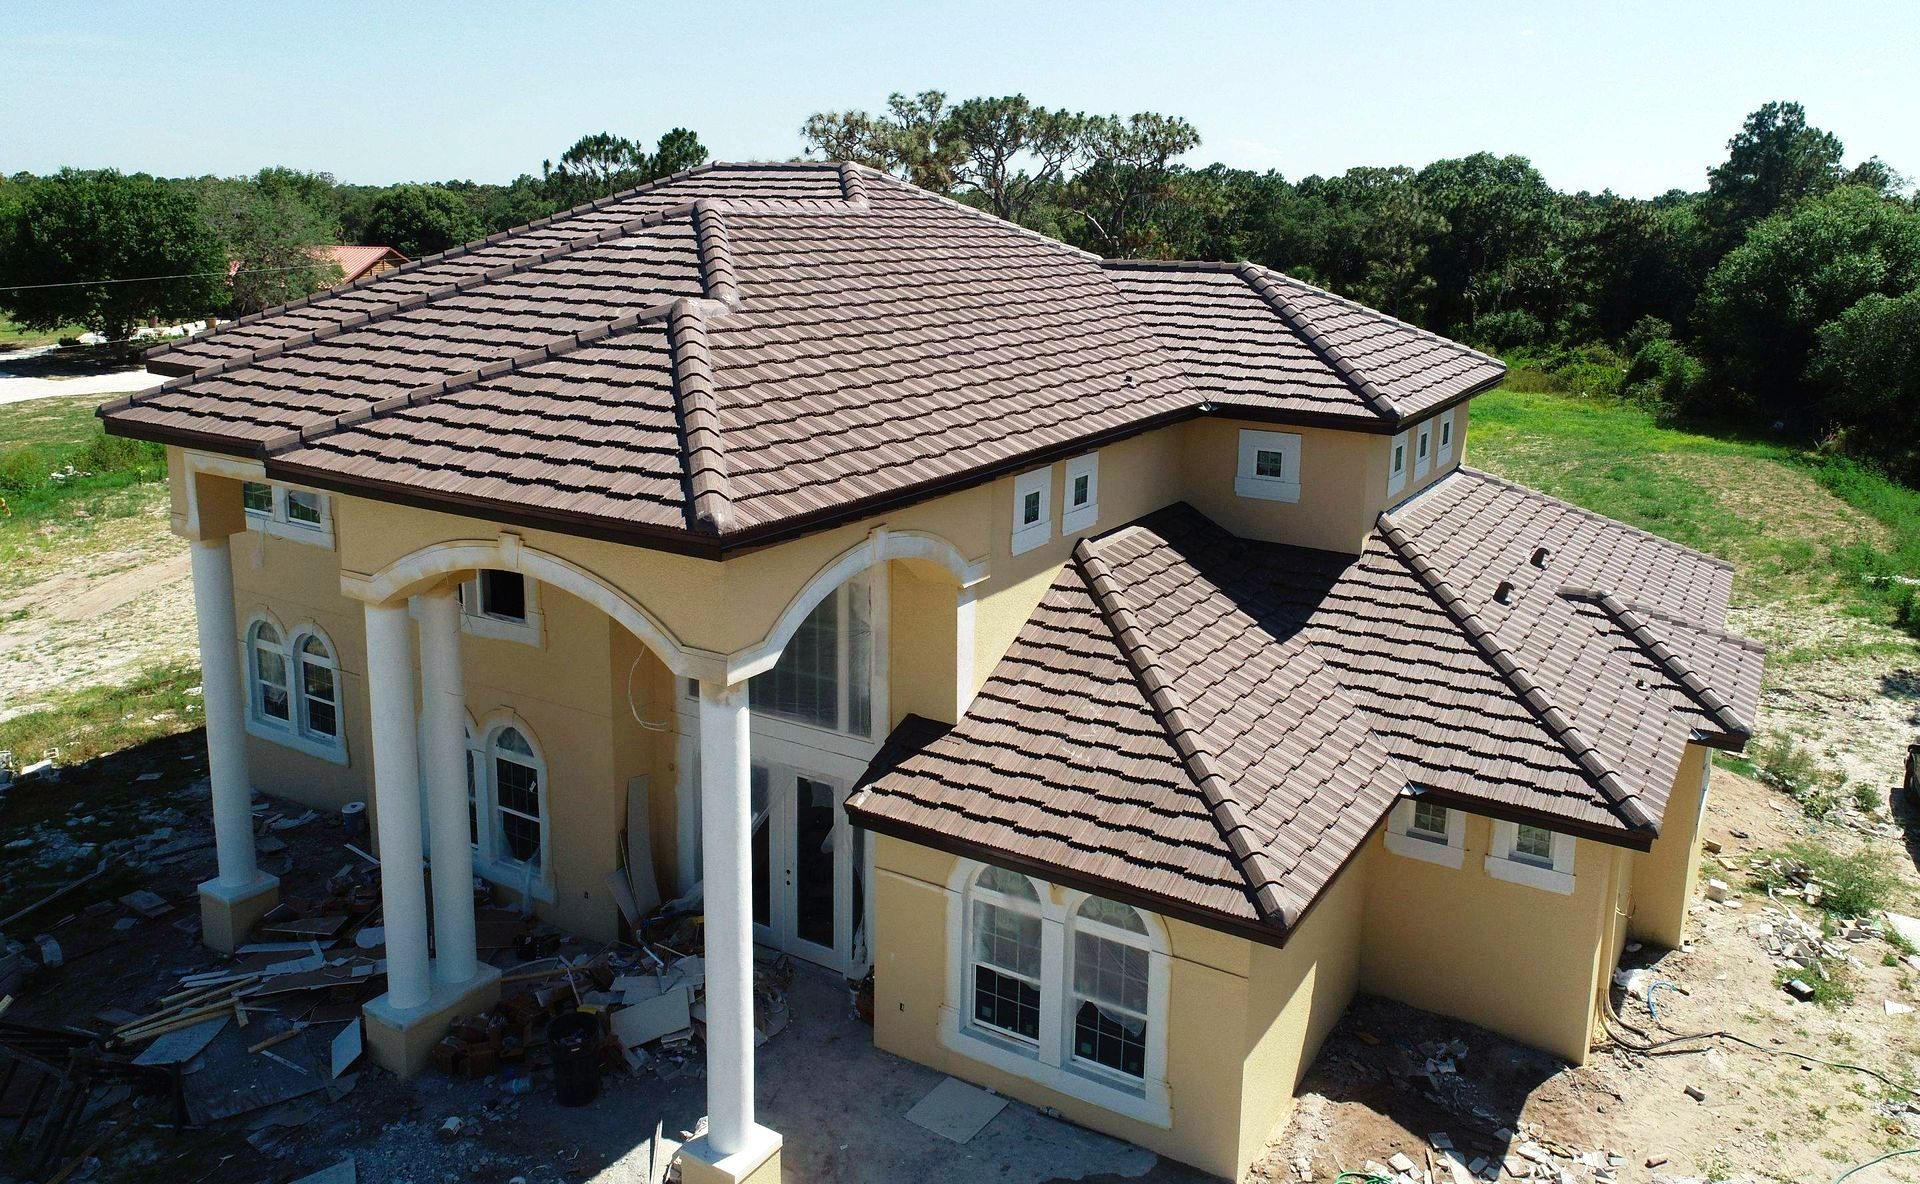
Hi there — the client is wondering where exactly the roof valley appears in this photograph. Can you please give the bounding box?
[1072,537,1299,926]
[1375,513,1658,831]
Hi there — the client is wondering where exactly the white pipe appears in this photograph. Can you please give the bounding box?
[364,600,431,1011]
[697,678,753,1154]
[190,538,258,890]
[419,588,477,987]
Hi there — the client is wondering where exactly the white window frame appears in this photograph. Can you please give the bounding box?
[470,713,554,901]
[1387,432,1410,498]
[458,570,544,646]
[294,631,341,746]
[1011,467,1053,556]
[1383,797,1463,868]
[241,613,348,765]
[1414,421,1433,480]
[1437,410,1456,463]
[939,860,1172,1128]
[967,868,1047,1047]
[1234,429,1303,503]
[240,481,334,547]
[1486,819,1576,894]
[1061,453,1100,535]
[1064,898,1156,1085]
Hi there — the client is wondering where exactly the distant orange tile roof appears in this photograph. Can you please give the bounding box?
[321,244,408,284]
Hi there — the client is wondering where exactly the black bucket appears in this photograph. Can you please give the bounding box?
[547,1010,602,1107]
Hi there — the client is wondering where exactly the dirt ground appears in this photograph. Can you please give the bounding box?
[1254,769,1920,1184]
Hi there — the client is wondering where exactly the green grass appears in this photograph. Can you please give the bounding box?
[0,317,84,347]
[0,660,202,768]
[1471,387,1920,638]
[1749,839,1903,917]
[0,391,167,530]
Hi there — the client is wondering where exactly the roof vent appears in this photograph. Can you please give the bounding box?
[1493,580,1516,605]
[1530,546,1551,569]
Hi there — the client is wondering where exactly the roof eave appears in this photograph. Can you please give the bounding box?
[1410,784,1656,851]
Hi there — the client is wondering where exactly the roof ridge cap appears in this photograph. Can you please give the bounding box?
[846,163,1105,262]
[257,304,684,458]
[1376,513,1658,831]
[1072,538,1301,927]
[1100,259,1244,273]
[668,299,735,535]
[1456,466,1735,573]
[691,201,743,309]
[1240,263,1505,370]
[1234,262,1403,422]
[1618,598,1768,653]
[121,204,718,416]
[143,162,738,366]
[1559,586,1754,738]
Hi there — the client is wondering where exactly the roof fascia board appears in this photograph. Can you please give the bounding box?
[1410,786,1654,852]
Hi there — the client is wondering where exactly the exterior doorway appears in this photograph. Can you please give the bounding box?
[750,761,856,971]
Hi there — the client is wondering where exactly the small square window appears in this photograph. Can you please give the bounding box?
[284,490,324,527]
[242,481,274,515]
[1062,453,1099,534]
[1235,430,1302,503]
[478,570,527,622]
[1011,467,1052,555]
[1514,823,1554,865]
[1411,801,1449,840]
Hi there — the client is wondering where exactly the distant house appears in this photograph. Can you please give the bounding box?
[322,244,409,285]
[227,245,410,290]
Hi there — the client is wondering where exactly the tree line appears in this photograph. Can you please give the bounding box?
[3,99,1918,482]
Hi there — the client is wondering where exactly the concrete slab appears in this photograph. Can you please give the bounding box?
[905,1076,1009,1144]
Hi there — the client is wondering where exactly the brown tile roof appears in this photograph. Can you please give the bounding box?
[102,163,1503,555]
[850,469,1760,941]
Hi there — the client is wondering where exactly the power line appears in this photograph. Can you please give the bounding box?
[0,262,323,294]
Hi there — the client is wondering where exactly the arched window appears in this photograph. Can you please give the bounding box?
[486,725,544,871]
[968,866,1044,1043]
[293,632,338,742]
[1067,896,1152,1080]
[249,621,290,724]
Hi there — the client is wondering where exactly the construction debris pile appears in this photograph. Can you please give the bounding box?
[1334,1123,1631,1184]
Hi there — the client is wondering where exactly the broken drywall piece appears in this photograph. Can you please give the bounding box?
[133,1016,229,1066]
[606,869,642,928]
[611,986,690,1049]
[119,889,171,918]
[353,926,384,950]
[331,1020,363,1078]
[905,1077,1008,1144]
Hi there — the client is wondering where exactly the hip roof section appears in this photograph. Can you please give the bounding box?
[103,162,1504,553]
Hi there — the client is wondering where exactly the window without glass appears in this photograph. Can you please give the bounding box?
[285,490,324,527]
[241,482,330,542]
[1513,823,1555,866]
[970,867,1044,1042]
[477,570,527,622]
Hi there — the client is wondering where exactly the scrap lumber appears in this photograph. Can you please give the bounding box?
[0,861,109,930]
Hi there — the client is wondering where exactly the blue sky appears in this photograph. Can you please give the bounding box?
[5,1,1915,197]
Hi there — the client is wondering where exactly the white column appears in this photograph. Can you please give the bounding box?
[190,537,260,890]
[420,587,478,987]
[954,583,979,721]
[364,600,432,1011]
[698,678,754,1155]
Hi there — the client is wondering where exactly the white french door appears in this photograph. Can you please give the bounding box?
[750,760,854,971]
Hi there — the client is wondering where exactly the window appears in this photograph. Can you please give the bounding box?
[454,570,543,645]
[1437,411,1455,462]
[244,618,346,763]
[1069,897,1151,1079]
[1061,453,1100,535]
[250,621,290,724]
[970,867,1043,1042]
[490,727,543,868]
[240,482,332,545]
[1487,820,1575,894]
[750,575,875,738]
[945,863,1170,1125]
[1387,432,1410,497]
[296,634,338,740]
[1383,797,1462,868]
[1011,467,1052,555]
[1414,422,1433,479]
[1235,429,1302,503]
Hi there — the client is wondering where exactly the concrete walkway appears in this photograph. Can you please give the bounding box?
[0,345,165,405]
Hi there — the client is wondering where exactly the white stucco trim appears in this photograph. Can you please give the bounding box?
[1383,798,1463,868]
[469,707,557,903]
[176,449,266,540]
[1387,432,1410,498]
[731,526,985,682]
[1060,453,1100,535]
[1234,429,1303,503]
[1010,467,1053,556]
[344,533,725,681]
[936,859,1174,1129]
[240,610,350,766]
[1484,821,1576,895]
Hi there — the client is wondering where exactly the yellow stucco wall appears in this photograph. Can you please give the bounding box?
[1630,744,1711,950]
[1358,815,1613,1065]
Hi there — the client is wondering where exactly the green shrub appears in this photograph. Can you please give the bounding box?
[1776,958,1858,1008]
[1752,733,1850,816]
[1625,336,1708,409]
[1472,309,1545,351]
[0,447,51,497]
[1753,839,1901,917]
